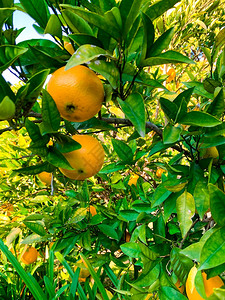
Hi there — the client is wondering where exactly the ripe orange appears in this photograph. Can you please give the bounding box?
[47,65,104,122]
[128,174,139,186]
[21,247,38,265]
[64,41,75,55]
[88,205,97,216]
[38,172,52,186]
[74,258,90,282]
[175,279,184,294]
[59,135,105,180]
[186,266,224,299]
[156,168,166,178]
[166,68,176,83]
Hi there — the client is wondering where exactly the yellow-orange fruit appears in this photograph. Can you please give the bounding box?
[175,279,185,294]
[21,247,38,265]
[128,174,139,186]
[64,41,75,55]
[186,266,224,299]
[38,172,52,186]
[156,168,166,178]
[166,68,176,83]
[88,205,97,216]
[74,258,90,282]
[59,135,105,180]
[47,65,104,122]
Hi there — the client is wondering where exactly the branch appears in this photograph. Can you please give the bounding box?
[101,117,163,137]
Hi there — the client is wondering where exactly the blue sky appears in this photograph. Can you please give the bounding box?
[3,9,53,84]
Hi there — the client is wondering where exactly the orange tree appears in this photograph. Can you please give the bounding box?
[0,0,225,299]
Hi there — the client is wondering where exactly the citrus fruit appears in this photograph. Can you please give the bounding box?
[202,147,219,163]
[166,68,176,83]
[38,172,52,186]
[64,41,75,55]
[47,65,104,122]
[74,258,90,282]
[156,168,166,178]
[88,205,97,216]
[21,247,38,264]
[128,174,139,186]
[0,96,16,120]
[175,279,184,294]
[59,134,105,180]
[186,266,224,299]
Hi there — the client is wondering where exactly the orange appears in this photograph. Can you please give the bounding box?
[47,65,104,122]
[88,205,97,216]
[38,172,52,186]
[74,258,90,282]
[186,266,224,299]
[166,68,176,83]
[21,247,38,265]
[175,279,185,294]
[128,174,139,186]
[59,135,105,180]
[64,41,75,55]
[156,168,166,178]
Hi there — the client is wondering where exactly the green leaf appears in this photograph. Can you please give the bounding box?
[120,242,141,258]
[88,60,119,89]
[66,45,113,70]
[44,14,62,39]
[179,111,221,127]
[199,226,225,270]
[69,208,87,224]
[39,89,61,135]
[99,162,126,174]
[20,0,50,29]
[176,190,195,238]
[182,81,213,99]
[119,210,139,221]
[14,162,55,175]
[159,286,188,300]
[207,89,225,118]
[118,93,146,137]
[145,0,180,21]
[98,224,118,240]
[80,254,110,300]
[111,139,133,162]
[141,50,194,67]
[0,8,15,32]
[0,45,28,72]
[123,0,143,37]
[159,97,178,121]
[25,119,42,142]
[170,247,194,284]
[163,124,182,144]
[23,221,46,236]
[209,184,225,227]
[212,27,225,62]
[203,78,222,94]
[62,9,93,35]
[46,147,73,169]
[149,141,174,156]
[60,5,120,41]
[0,239,47,300]
[193,181,210,220]
[69,33,103,48]
[148,28,175,57]
[140,12,155,63]
[205,122,225,137]
[0,74,15,102]
[54,133,81,153]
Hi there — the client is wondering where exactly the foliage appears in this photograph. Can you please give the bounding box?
[0,0,225,299]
